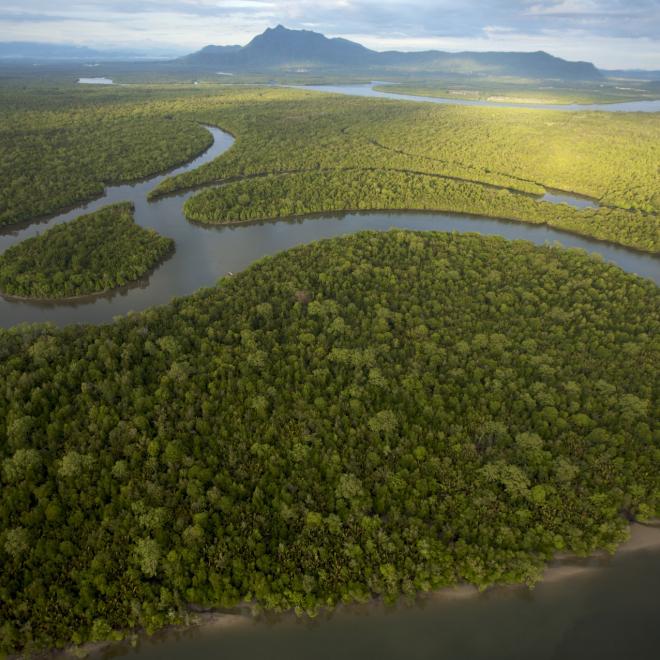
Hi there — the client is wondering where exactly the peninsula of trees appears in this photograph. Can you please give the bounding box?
[1,231,657,654]
[0,203,173,299]
[183,169,658,252]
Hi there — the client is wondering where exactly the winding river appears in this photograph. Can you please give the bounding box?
[295,82,660,112]
[0,125,658,328]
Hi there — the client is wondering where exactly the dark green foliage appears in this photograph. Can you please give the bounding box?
[0,86,212,226]
[184,169,660,252]
[0,203,173,299]
[0,231,658,654]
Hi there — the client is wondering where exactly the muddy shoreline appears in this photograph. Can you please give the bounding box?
[39,521,660,660]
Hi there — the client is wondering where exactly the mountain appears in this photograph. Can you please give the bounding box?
[180,25,377,69]
[378,49,600,79]
[240,25,376,66]
[182,25,602,80]
[180,44,241,65]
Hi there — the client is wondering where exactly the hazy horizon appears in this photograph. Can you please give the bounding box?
[1,1,659,70]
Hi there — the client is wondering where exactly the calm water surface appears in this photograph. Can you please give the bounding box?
[78,77,114,85]
[1,126,657,328]
[296,82,660,112]
[541,191,599,208]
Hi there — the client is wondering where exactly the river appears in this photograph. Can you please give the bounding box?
[1,126,658,328]
[294,82,660,112]
[78,77,114,85]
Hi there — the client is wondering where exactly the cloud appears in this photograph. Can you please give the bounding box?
[521,0,660,39]
[0,1,658,68]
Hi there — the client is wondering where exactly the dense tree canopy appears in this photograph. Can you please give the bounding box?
[0,203,173,299]
[1,231,657,655]
[0,85,212,226]
[149,87,660,218]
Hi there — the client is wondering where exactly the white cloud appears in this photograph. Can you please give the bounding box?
[528,1,600,15]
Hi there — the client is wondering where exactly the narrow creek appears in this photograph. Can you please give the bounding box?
[0,125,657,329]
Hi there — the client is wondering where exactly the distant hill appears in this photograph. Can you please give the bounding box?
[0,42,177,61]
[181,44,242,65]
[0,42,105,60]
[378,49,601,79]
[602,69,660,81]
[182,25,602,80]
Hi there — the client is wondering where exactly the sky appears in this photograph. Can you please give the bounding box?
[1,0,659,69]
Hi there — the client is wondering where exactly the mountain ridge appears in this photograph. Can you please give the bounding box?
[182,25,602,80]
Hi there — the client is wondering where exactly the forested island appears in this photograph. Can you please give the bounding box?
[1,231,657,655]
[183,169,659,252]
[0,203,174,299]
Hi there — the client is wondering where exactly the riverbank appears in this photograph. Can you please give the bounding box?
[3,208,658,328]
[187,202,660,258]
[371,84,660,107]
[407,523,660,598]
[47,522,660,659]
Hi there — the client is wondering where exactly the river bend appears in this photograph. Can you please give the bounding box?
[0,125,658,328]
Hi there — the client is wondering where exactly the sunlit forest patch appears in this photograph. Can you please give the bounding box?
[1,84,658,253]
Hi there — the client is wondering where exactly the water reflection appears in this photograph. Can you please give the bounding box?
[78,77,114,85]
[541,191,599,208]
